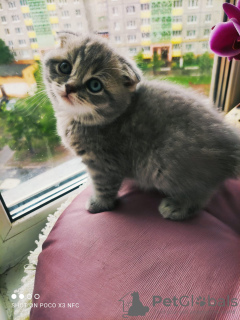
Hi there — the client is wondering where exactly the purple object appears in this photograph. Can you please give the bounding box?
[209,0,240,60]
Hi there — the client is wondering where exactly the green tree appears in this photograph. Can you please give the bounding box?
[0,64,60,160]
[0,39,14,65]
[152,52,165,75]
[198,52,214,74]
[134,51,149,71]
[183,52,196,67]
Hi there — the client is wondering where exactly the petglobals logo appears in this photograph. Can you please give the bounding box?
[119,292,238,317]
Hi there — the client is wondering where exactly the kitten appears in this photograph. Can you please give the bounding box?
[43,31,240,220]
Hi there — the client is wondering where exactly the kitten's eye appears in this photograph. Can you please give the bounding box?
[59,61,72,75]
[86,78,103,93]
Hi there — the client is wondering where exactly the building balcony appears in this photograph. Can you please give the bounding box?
[172,23,182,31]
[24,19,33,26]
[172,8,183,16]
[50,17,59,24]
[28,31,36,38]
[140,11,150,19]
[171,37,182,44]
[143,52,151,59]
[141,25,151,32]
[31,43,39,49]
[172,50,181,57]
[141,40,151,46]
[21,6,29,13]
[47,4,56,11]
[34,54,40,60]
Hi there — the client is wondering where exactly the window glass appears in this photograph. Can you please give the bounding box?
[0,0,224,218]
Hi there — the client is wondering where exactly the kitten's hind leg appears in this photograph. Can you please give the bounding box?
[159,198,200,221]
[87,171,123,213]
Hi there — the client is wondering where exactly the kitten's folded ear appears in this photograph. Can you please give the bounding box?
[56,31,78,48]
[119,57,142,92]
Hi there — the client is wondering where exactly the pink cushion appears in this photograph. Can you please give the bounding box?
[30,180,240,320]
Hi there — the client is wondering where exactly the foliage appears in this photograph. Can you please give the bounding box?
[183,52,197,67]
[197,52,214,73]
[0,39,14,65]
[152,52,165,74]
[0,64,60,161]
[134,51,150,71]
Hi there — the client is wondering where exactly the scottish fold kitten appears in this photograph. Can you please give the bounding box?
[43,32,240,220]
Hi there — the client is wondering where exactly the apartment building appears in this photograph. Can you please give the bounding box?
[0,0,89,61]
[107,0,224,61]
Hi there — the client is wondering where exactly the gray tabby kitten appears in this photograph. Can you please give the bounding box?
[43,32,240,220]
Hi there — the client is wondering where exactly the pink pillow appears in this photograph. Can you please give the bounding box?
[30,180,240,320]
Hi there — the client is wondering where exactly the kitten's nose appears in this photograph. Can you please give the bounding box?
[65,84,77,95]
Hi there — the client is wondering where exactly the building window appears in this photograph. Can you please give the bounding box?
[142,46,150,52]
[172,16,182,23]
[205,14,211,22]
[77,22,82,29]
[64,23,71,29]
[1,16,6,23]
[26,25,34,31]
[186,43,194,51]
[173,1,182,8]
[115,35,121,43]
[204,28,210,36]
[15,27,23,34]
[173,44,181,50]
[51,23,59,30]
[128,34,137,42]
[8,40,13,46]
[20,0,28,5]
[76,9,81,16]
[61,10,69,17]
[49,11,57,16]
[129,47,137,55]
[5,28,10,34]
[29,38,37,43]
[0,3,2,10]
[141,18,150,25]
[172,30,182,36]
[19,39,26,46]
[187,15,197,23]
[47,0,55,3]
[127,20,136,29]
[112,7,118,15]
[126,6,135,13]
[59,0,67,3]
[206,0,213,6]
[202,41,209,50]
[8,1,16,9]
[141,4,149,10]
[188,0,198,7]
[114,21,120,30]
[187,30,196,38]
[74,0,80,2]
[142,33,150,39]
[12,14,20,21]
[23,13,31,19]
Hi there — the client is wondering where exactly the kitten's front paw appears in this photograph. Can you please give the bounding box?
[159,198,190,221]
[86,196,116,213]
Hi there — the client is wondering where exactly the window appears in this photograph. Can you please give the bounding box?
[8,1,16,9]
[4,28,10,34]
[173,44,181,50]
[51,23,59,30]
[61,10,69,17]
[112,7,118,15]
[23,13,31,19]
[20,0,28,5]
[187,30,196,38]
[141,18,150,25]
[76,9,81,16]
[128,34,137,42]
[172,30,182,36]
[202,41,209,50]
[172,16,182,23]
[204,28,210,36]
[77,22,82,29]
[15,27,22,34]
[8,40,13,46]
[1,15,6,23]
[114,21,120,30]
[207,0,213,6]
[26,25,34,31]
[47,0,55,3]
[127,20,136,29]
[74,0,80,2]
[29,37,37,43]
[188,0,198,7]
[64,23,71,29]
[142,46,150,52]
[142,33,150,39]
[141,4,150,11]
[126,6,135,13]
[173,1,182,8]
[115,35,121,43]
[19,39,26,46]
[49,11,57,16]
[0,3,2,10]
[59,0,67,3]
[205,14,211,22]
[12,14,20,21]
[186,43,194,51]
[188,15,197,23]
[129,47,137,55]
